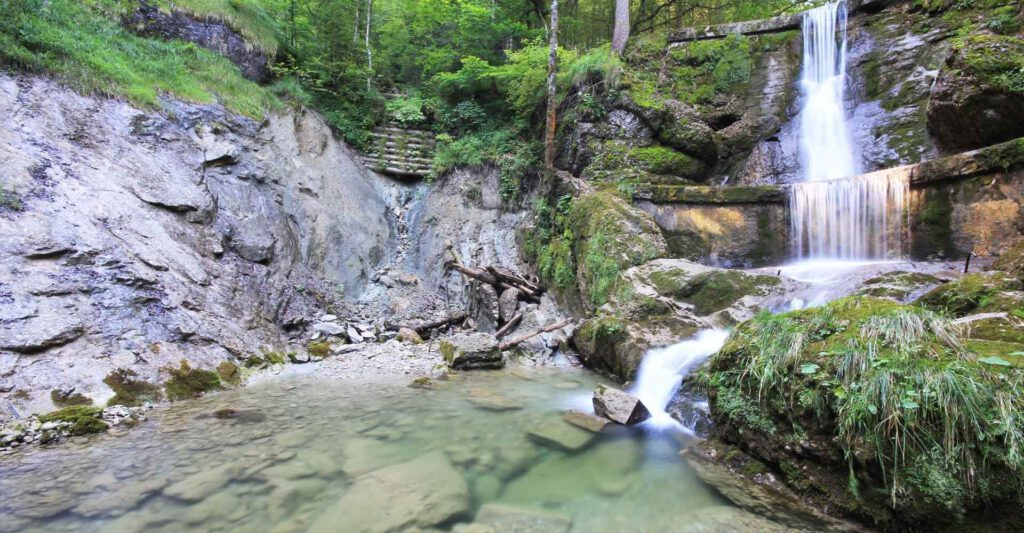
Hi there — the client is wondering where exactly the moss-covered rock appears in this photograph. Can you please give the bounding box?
[928,35,1024,152]
[915,272,1022,317]
[523,188,668,312]
[306,341,332,358]
[709,296,1024,530]
[855,271,943,301]
[654,269,780,316]
[994,239,1024,282]
[163,361,222,401]
[39,405,107,436]
[103,368,164,406]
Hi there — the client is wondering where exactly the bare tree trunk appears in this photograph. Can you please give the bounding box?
[353,0,360,44]
[543,0,559,172]
[364,0,373,90]
[611,0,630,55]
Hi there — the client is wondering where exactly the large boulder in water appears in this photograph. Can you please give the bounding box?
[440,333,504,370]
[592,384,651,425]
[927,35,1024,153]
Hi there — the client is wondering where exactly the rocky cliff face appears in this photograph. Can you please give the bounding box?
[0,74,527,418]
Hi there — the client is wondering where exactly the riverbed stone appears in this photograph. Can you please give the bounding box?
[163,463,244,502]
[527,418,595,452]
[308,451,469,533]
[457,503,572,533]
[592,384,651,425]
[440,333,504,370]
[562,409,610,432]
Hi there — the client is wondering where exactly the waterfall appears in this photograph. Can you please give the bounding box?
[631,329,729,432]
[790,1,908,261]
[798,0,855,182]
[790,168,909,260]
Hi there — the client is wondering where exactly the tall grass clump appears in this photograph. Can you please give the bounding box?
[712,296,1024,514]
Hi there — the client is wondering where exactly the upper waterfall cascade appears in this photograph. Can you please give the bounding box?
[798,0,856,183]
[790,1,908,261]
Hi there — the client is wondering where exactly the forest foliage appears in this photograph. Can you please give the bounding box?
[0,0,816,181]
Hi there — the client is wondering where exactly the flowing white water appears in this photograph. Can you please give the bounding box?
[790,168,909,259]
[798,0,856,182]
[631,329,730,432]
[790,1,909,261]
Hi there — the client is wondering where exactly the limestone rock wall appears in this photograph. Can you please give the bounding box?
[0,74,528,418]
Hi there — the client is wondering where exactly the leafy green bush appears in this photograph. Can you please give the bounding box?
[385,95,426,126]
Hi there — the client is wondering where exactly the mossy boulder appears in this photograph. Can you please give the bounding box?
[994,240,1024,282]
[915,272,1023,317]
[855,271,943,302]
[709,296,1024,530]
[583,140,705,184]
[216,361,243,386]
[648,268,780,316]
[524,188,668,313]
[572,317,638,381]
[928,35,1024,152]
[39,405,107,436]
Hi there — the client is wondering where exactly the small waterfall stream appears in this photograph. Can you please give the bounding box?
[631,330,730,432]
[790,0,908,261]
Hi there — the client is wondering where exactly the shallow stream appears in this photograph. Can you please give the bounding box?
[0,366,805,533]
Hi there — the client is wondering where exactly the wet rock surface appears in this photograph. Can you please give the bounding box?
[592,384,652,425]
[441,333,505,370]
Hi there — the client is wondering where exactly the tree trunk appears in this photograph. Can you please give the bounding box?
[543,0,559,172]
[353,0,360,44]
[365,0,373,90]
[611,0,630,55]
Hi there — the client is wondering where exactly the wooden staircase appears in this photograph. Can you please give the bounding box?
[361,123,436,178]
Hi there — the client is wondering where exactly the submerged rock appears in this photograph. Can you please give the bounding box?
[526,418,596,452]
[592,384,651,425]
[562,409,609,433]
[440,333,504,370]
[456,503,572,533]
[308,451,469,533]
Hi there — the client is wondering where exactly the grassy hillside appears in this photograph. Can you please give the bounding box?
[0,0,279,118]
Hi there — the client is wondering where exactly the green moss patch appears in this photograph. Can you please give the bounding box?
[307,341,331,359]
[916,272,1022,317]
[216,361,242,387]
[39,405,107,436]
[49,390,92,408]
[163,361,222,402]
[951,34,1024,95]
[103,368,164,406]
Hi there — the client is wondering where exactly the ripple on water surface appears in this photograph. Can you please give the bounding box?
[1,368,794,532]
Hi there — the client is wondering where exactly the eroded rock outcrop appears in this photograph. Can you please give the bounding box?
[928,35,1024,153]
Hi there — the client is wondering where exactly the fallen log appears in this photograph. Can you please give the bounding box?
[499,319,572,351]
[487,266,545,295]
[494,313,523,340]
[448,263,499,286]
[385,313,468,334]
